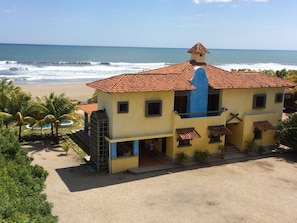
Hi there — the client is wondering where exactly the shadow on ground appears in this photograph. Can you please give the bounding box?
[56,152,280,192]
[55,165,173,192]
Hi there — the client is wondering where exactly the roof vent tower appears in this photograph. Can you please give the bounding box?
[187,43,209,64]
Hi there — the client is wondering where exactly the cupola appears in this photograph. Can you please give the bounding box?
[187,43,209,64]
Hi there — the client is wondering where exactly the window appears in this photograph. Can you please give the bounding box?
[253,94,266,109]
[118,101,129,113]
[254,128,262,140]
[178,139,191,147]
[145,100,162,117]
[209,135,221,143]
[275,93,283,103]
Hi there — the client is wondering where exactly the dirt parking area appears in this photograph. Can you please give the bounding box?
[26,141,297,223]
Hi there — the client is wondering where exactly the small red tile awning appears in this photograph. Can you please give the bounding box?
[78,103,98,114]
[254,121,275,131]
[208,125,231,136]
[176,128,201,140]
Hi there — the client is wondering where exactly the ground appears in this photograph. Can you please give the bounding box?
[24,140,297,223]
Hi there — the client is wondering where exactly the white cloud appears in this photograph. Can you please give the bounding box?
[193,0,267,4]
[3,5,16,14]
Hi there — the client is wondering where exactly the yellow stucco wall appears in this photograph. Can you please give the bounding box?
[98,91,174,139]
[173,112,228,158]
[242,113,279,148]
[111,156,139,173]
[222,88,284,121]
[169,87,285,158]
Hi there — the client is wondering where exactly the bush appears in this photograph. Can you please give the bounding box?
[0,124,58,222]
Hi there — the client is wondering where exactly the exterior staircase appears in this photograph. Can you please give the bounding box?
[225,144,241,154]
[70,129,90,148]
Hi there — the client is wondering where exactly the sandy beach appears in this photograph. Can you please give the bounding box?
[16,82,95,103]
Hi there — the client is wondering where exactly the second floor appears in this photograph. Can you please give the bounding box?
[96,85,285,139]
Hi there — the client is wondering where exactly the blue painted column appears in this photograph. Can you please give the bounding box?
[133,140,139,155]
[111,143,117,158]
[189,67,209,117]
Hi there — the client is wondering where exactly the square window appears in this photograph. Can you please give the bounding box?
[209,135,221,143]
[253,94,266,109]
[145,100,162,117]
[118,101,129,113]
[275,93,283,103]
[178,139,191,147]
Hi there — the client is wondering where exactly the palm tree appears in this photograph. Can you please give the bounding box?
[0,112,12,128]
[38,92,78,143]
[0,78,27,127]
[0,78,15,112]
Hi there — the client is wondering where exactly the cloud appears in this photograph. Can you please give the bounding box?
[193,0,267,4]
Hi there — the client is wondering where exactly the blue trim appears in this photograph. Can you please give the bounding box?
[189,67,208,117]
[133,140,139,155]
[111,143,117,158]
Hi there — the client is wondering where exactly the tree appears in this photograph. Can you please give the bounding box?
[0,122,58,222]
[37,92,78,143]
[276,112,297,150]
[87,90,98,103]
[275,69,288,79]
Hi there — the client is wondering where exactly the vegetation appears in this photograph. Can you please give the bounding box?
[175,152,188,165]
[194,149,210,163]
[245,139,257,154]
[34,92,78,143]
[218,145,226,159]
[0,79,78,142]
[88,90,98,103]
[61,141,72,155]
[0,122,58,222]
[276,112,297,150]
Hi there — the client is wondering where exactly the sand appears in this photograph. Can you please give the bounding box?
[24,140,297,223]
[16,82,95,103]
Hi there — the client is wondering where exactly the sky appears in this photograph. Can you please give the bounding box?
[1,0,297,50]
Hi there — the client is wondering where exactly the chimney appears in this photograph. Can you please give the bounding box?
[187,43,209,64]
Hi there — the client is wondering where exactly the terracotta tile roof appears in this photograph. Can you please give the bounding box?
[176,128,201,140]
[87,64,196,93]
[87,61,295,93]
[78,103,98,114]
[208,125,231,136]
[254,121,275,131]
[203,65,295,89]
[187,43,210,54]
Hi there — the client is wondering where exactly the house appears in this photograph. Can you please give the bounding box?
[86,43,295,173]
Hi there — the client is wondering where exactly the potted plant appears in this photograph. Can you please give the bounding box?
[218,145,226,159]
[175,152,188,166]
[245,139,257,155]
[194,150,210,163]
[258,145,265,155]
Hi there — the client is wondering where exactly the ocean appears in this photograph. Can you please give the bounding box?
[1,43,297,84]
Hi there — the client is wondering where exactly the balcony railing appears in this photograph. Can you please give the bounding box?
[176,110,221,119]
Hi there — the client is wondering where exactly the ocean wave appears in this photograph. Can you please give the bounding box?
[1,60,297,84]
[0,60,17,65]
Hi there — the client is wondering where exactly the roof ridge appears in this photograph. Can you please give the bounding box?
[108,74,127,91]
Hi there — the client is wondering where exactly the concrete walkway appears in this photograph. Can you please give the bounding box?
[128,150,275,174]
